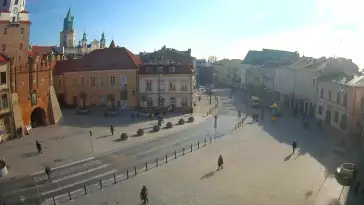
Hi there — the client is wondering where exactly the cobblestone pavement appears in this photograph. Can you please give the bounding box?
[0,93,217,179]
[63,113,349,205]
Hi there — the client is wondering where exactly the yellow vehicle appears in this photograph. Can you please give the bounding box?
[270,103,282,117]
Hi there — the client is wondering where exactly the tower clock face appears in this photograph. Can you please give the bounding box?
[13,7,18,14]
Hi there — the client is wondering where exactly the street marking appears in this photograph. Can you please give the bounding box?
[34,160,102,181]
[30,157,95,176]
[35,164,110,183]
[41,170,117,196]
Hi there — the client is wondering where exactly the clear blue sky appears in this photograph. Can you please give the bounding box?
[26,0,363,66]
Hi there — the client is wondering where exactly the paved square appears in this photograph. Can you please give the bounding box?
[64,115,349,205]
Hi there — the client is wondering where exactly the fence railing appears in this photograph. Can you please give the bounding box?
[40,136,215,205]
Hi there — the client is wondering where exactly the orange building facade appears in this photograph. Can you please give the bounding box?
[0,1,62,139]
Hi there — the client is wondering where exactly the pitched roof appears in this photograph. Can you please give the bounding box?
[31,46,59,56]
[140,49,193,65]
[55,47,140,75]
[139,64,194,74]
[109,40,116,48]
[242,49,299,65]
[0,53,10,63]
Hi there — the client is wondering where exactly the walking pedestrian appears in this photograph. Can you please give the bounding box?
[45,166,52,182]
[36,140,42,154]
[292,140,297,154]
[110,125,114,136]
[217,154,224,170]
[140,185,149,204]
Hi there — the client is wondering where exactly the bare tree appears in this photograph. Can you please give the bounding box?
[208,56,218,63]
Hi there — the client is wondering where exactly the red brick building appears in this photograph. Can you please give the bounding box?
[0,0,62,139]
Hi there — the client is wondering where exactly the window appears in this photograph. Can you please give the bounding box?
[71,78,77,86]
[147,97,153,108]
[318,105,323,115]
[15,0,18,5]
[336,92,340,104]
[343,93,347,106]
[169,66,175,73]
[109,76,116,87]
[1,94,8,108]
[89,96,95,106]
[181,84,188,91]
[328,91,332,101]
[20,28,24,34]
[169,97,176,107]
[169,81,176,91]
[320,88,323,98]
[30,91,37,106]
[157,66,163,73]
[3,28,6,34]
[0,72,6,84]
[100,76,105,87]
[18,56,21,62]
[159,97,165,107]
[159,80,165,91]
[181,97,188,107]
[146,67,153,73]
[334,111,339,123]
[81,77,86,87]
[90,76,96,87]
[2,44,5,51]
[20,43,23,50]
[85,76,89,86]
[146,80,152,91]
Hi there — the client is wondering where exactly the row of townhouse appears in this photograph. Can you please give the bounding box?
[54,45,196,113]
[240,49,364,141]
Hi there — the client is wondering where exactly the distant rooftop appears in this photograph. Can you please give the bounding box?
[242,48,299,65]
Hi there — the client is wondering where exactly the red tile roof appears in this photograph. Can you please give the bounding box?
[28,50,36,57]
[139,64,194,74]
[32,46,55,56]
[0,53,10,63]
[54,47,140,75]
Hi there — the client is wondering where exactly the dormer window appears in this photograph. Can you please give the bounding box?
[169,66,175,73]
[157,66,163,73]
[146,67,153,73]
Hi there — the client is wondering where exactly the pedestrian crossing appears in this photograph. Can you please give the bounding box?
[1,157,122,205]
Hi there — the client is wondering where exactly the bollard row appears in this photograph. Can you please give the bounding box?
[43,136,216,205]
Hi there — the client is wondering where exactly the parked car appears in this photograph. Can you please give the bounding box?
[137,109,151,117]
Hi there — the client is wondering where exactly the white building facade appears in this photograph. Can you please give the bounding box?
[139,64,195,113]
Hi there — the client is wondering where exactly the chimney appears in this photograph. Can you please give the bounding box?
[188,48,191,56]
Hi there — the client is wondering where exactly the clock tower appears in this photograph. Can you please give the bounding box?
[60,7,76,49]
[0,0,30,65]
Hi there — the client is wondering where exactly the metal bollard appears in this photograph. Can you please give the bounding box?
[114,174,117,184]
[204,139,206,146]
[174,150,177,159]
[198,141,200,149]
[183,148,185,155]
[84,184,88,194]
[134,166,137,175]
[146,162,148,171]
[190,144,192,152]
[165,154,168,163]
[53,196,56,205]
[68,190,72,200]
[100,180,103,189]
[156,158,159,167]
[127,170,129,179]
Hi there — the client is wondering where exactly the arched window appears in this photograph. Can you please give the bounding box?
[181,97,188,107]
[169,97,176,107]
[147,97,153,108]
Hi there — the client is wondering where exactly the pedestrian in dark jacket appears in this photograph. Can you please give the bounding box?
[36,140,42,154]
[45,166,52,182]
[217,155,224,170]
[292,140,297,154]
[110,125,114,136]
[140,185,149,204]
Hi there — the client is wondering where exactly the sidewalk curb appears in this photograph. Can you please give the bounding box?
[0,100,221,182]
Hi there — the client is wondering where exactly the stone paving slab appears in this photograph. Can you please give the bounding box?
[59,119,348,205]
[0,95,219,179]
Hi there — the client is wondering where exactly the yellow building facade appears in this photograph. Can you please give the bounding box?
[54,47,141,109]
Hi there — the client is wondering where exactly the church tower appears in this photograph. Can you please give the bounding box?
[81,31,87,52]
[60,7,76,48]
[100,32,106,49]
